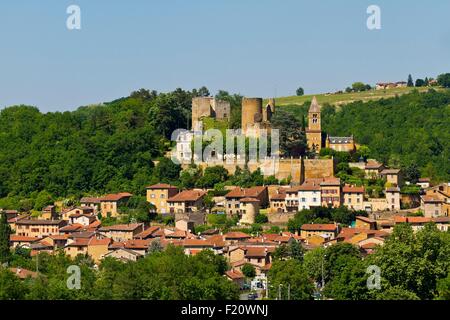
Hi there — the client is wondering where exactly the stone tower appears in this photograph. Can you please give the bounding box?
[306,96,322,153]
[241,97,264,135]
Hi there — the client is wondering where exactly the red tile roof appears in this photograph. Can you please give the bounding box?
[134,226,161,239]
[356,216,376,224]
[10,268,39,279]
[88,237,111,246]
[226,269,244,280]
[122,239,152,249]
[381,169,401,175]
[422,195,444,203]
[167,190,206,202]
[394,216,432,224]
[301,224,338,232]
[270,191,286,200]
[240,197,260,203]
[297,184,321,191]
[99,193,133,202]
[60,224,84,232]
[146,183,178,190]
[10,235,40,242]
[99,223,143,232]
[80,197,101,204]
[365,161,383,169]
[343,185,365,193]
[224,232,252,240]
[225,186,267,199]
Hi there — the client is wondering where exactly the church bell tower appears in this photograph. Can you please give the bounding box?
[306,96,322,153]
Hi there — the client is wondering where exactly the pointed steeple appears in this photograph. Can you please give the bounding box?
[309,96,321,113]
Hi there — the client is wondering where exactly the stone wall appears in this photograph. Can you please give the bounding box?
[181,157,335,185]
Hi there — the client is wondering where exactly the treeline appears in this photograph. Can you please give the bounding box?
[0,88,216,208]
[0,246,239,300]
[268,223,450,300]
[283,89,450,182]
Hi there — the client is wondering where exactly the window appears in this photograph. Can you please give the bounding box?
[313,198,317,202]
[151,194,155,198]
[160,194,165,198]
[301,198,306,202]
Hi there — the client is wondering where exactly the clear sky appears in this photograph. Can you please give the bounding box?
[1,0,449,112]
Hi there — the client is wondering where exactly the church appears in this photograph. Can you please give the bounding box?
[305,97,355,153]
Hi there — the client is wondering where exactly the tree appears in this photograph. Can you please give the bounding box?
[303,247,327,281]
[153,157,181,184]
[242,263,256,278]
[33,190,54,211]
[403,164,421,183]
[0,213,12,263]
[415,79,425,87]
[0,268,28,299]
[368,223,450,299]
[196,166,229,189]
[407,74,414,87]
[271,110,307,157]
[436,272,450,300]
[352,82,368,92]
[193,86,210,97]
[372,285,420,300]
[437,73,450,88]
[296,87,304,96]
[268,260,314,300]
[323,257,370,300]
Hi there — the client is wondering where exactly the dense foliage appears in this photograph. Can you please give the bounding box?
[301,223,450,300]
[0,246,239,300]
[287,206,367,234]
[282,89,450,182]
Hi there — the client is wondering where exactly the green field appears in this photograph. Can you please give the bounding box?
[266,86,443,107]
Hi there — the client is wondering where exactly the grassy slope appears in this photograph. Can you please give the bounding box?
[266,87,442,107]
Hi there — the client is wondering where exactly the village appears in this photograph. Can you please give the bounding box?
[1,96,449,297]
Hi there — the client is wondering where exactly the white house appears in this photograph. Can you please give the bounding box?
[297,184,322,210]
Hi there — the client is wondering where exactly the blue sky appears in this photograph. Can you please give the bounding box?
[1,0,449,112]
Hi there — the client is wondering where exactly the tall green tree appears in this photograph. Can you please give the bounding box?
[0,213,12,263]
[407,74,414,87]
[268,260,314,300]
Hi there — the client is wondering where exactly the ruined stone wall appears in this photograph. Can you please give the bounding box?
[212,100,231,120]
[192,97,214,125]
[303,158,335,180]
[268,212,296,225]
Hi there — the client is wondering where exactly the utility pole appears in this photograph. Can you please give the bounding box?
[288,283,291,300]
[321,253,326,300]
[36,253,39,274]
[278,284,282,300]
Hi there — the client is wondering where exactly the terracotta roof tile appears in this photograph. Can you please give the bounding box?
[343,185,365,193]
[224,232,252,240]
[99,193,133,202]
[146,183,178,190]
[225,186,267,199]
[301,223,338,232]
[167,190,206,202]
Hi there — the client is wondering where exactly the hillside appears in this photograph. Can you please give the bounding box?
[0,88,448,210]
[278,89,450,182]
[267,86,442,107]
